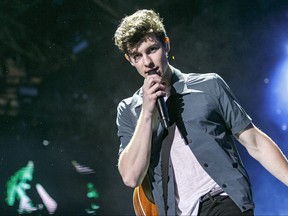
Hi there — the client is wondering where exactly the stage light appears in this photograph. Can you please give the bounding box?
[266,55,288,131]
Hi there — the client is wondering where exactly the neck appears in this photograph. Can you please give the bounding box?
[163,64,173,87]
[162,64,173,96]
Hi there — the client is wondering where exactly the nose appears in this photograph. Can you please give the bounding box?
[143,54,154,67]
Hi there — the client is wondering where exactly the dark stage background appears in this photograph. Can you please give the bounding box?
[0,0,288,215]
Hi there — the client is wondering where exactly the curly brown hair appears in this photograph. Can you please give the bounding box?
[114,9,167,53]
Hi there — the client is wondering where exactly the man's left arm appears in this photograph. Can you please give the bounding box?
[236,124,288,186]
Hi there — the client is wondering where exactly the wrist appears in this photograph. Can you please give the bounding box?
[140,109,154,121]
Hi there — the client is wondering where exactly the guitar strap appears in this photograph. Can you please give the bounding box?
[141,172,155,203]
[140,123,176,208]
[161,122,176,216]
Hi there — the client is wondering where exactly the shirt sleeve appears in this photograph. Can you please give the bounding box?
[212,74,252,135]
[116,98,135,155]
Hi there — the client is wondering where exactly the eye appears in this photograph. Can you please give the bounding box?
[147,45,159,54]
[132,53,141,62]
[150,46,157,52]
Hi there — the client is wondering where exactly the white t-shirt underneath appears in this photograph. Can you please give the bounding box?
[170,126,222,215]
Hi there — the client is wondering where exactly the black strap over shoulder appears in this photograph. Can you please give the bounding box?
[161,123,176,215]
[141,173,155,204]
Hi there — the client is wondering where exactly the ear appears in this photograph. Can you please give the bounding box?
[125,53,135,66]
[165,37,170,52]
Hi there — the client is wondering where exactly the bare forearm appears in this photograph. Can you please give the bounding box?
[118,72,166,187]
[118,110,154,188]
[239,126,288,186]
[249,134,288,186]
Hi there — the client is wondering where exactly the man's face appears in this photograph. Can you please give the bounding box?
[126,34,170,80]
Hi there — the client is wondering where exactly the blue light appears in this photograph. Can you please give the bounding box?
[257,51,288,216]
[72,40,88,54]
[266,57,288,131]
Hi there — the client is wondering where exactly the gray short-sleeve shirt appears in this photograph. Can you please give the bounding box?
[116,66,254,214]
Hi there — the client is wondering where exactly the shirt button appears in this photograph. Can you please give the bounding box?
[203,163,208,167]
[222,184,227,188]
[232,162,238,168]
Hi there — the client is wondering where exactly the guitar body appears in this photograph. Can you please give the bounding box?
[133,185,158,216]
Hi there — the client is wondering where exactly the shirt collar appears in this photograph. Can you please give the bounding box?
[170,66,194,95]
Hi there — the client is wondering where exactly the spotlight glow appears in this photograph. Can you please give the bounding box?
[267,56,288,131]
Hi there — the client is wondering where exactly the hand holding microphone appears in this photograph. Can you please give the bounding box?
[147,70,170,129]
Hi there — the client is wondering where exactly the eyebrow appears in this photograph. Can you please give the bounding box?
[127,51,138,57]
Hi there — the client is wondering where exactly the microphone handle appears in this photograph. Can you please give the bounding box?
[156,96,170,129]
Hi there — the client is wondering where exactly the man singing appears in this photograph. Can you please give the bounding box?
[114,9,288,215]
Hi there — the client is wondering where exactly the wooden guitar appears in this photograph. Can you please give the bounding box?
[133,184,158,216]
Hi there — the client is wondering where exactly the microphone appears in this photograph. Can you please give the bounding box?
[148,70,170,129]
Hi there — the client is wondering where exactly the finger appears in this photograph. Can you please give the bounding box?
[146,75,162,86]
